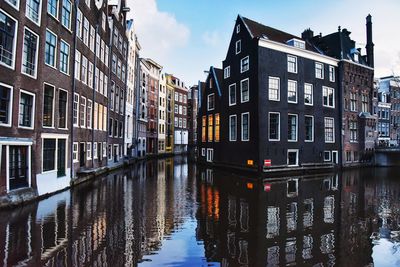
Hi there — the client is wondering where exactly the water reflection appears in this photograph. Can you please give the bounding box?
[0,160,400,266]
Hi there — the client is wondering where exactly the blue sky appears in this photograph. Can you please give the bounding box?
[129,0,400,85]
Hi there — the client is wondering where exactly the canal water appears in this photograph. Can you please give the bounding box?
[1,156,400,267]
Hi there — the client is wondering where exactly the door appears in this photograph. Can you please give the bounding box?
[114,145,118,162]
[80,143,85,167]
[57,139,66,177]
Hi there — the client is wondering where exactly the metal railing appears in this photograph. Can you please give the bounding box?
[0,45,13,66]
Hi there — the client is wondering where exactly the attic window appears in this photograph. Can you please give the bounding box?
[287,38,305,49]
[236,24,240,33]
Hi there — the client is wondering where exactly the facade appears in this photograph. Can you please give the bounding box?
[143,58,162,155]
[158,73,167,154]
[198,15,340,172]
[170,75,189,154]
[188,84,199,155]
[138,59,149,157]
[376,79,392,146]
[379,76,400,146]
[305,15,375,166]
[165,75,175,153]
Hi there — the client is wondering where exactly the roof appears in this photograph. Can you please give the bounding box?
[210,66,223,97]
[241,16,320,53]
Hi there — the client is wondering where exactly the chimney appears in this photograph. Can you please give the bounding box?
[366,14,374,68]
[301,28,314,41]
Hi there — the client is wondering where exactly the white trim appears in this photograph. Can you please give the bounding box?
[207,93,215,111]
[288,113,298,142]
[236,40,241,54]
[329,65,335,82]
[287,80,298,104]
[241,112,250,142]
[224,66,231,79]
[47,0,59,20]
[0,9,18,70]
[41,133,69,139]
[324,150,331,162]
[259,38,339,66]
[73,93,79,127]
[322,86,335,108]
[332,151,339,164]
[45,28,58,69]
[315,62,324,79]
[72,142,78,162]
[103,142,107,158]
[86,142,92,160]
[80,95,86,128]
[304,83,313,106]
[5,0,20,10]
[42,82,55,128]
[240,78,249,103]
[59,39,70,75]
[25,0,42,26]
[229,114,237,141]
[268,112,280,141]
[229,83,236,106]
[0,82,13,127]
[240,56,249,73]
[201,148,205,156]
[236,24,240,34]
[304,115,314,142]
[268,76,280,101]
[21,27,40,79]
[287,149,299,167]
[287,54,297,74]
[87,99,92,129]
[18,89,36,130]
[61,0,72,30]
[58,88,68,130]
[93,142,97,159]
[324,117,335,143]
[206,148,214,162]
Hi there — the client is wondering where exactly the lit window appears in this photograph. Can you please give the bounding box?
[215,113,220,142]
[208,115,213,142]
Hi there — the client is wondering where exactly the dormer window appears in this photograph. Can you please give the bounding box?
[287,38,305,50]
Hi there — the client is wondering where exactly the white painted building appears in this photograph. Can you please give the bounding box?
[158,74,167,154]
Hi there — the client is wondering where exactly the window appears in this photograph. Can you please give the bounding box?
[229,84,236,106]
[362,94,369,113]
[208,115,213,142]
[350,121,357,142]
[179,118,182,128]
[81,56,87,84]
[268,77,280,101]
[45,30,57,67]
[58,89,67,129]
[112,54,117,73]
[90,25,95,51]
[87,99,92,129]
[119,121,123,137]
[207,94,215,111]
[103,142,106,157]
[305,116,314,142]
[100,40,105,63]
[73,142,78,162]
[240,56,249,73]
[224,66,230,79]
[18,90,34,128]
[174,117,178,127]
[26,0,41,24]
[329,66,335,82]
[43,139,56,172]
[241,78,249,103]
[201,148,205,156]
[108,118,113,136]
[215,113,220,142]
[236,40,241,54]
[80,96,86,127]
[76,9,82,39]
[324,151,331,162]
[74,50,81,80]
[0,11,17,68]
[22,28,39,77]
[323,87,334,108]
[287,80,297,103]
[117,59,122,79]
[87,142,92,160]
[269,112,280,141]
[8,146,30,190]
[241,112,249,141]
[83,17,89,46]
[59,40,70,74]
[93,143,97,159]
[94,102,98,130]
[229,115,237,141]
[202,116,206,142]
[73,93,79,126]
[174,104,178,114]
[43,84,54,127]
[287,149,299,166]
[61,0,71,30]
[350,92,357,112]
[288,114,298,142]
[88,61,93,88]
[47,0,58,17]
[206,149,214,162]
[304,83,313,105]
[236,24,240,33]
[315,62,324,79]
[324,117,334,143]
[0,83,13,126]
[287,55,297,73]
[94,67,99,91]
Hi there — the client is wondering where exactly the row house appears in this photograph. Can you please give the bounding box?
[165,74,175,153]
[188,84,199,155]
[305,15,375,166]
[158,73,167,154]
[137,58,149,157]
[143,58,162,155]
[198,15,340,172]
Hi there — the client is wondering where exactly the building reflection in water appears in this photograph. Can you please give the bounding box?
[0,161,400,266]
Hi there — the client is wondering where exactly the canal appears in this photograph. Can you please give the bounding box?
[1,156,400,266]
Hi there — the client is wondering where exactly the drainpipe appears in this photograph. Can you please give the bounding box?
[338,26,344,168]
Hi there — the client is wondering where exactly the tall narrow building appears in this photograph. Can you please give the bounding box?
[158,73,167,154]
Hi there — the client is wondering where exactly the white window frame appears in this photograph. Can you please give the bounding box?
[323,86,335,108]
[87,99,92,129]
[236,40,241,54]
[240,78,249,103]
[73,142,78,162]
[61,0,72,30]
[45,28,58,69]
[241,112,250,142]
[21,27,39,79]
[0,10,18,70]
[42,83,55,128]
[59,39,70,75]
[236,24,240,33]
[329,65,335,82]
[58,88,68,130]
[93,142,98,159]
[229,83,236,106]
[287,149,299,167]
[268,112,280,141]
[5,0,20,10]
[324,117,335,143]
[103,142,107,158]
[74,50,81,80]
[26,0,42,26]
[324,151,331,162]
[224,66,230,79]
[18,89,35,130]
[207,93,215,111]
[0,82,13,127]
[304,115,314,142]
[73,93,79,127]
[86,142,91,160]
[41,134,68,175]
[304,83,313,106]
[287,80,297,104]
[268,77,280,101]
[201,148,205,156]
[315,62,324,79]
[80,96,86,128]
[240,56,249,73]
[288,113,298,142]
[229,115,237,141]
[287,55,297,73]
[206,148,214,162]
[47,0,58,19]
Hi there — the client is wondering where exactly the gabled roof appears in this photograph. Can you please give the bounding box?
[240,15,320,53]
[210,66,223,97]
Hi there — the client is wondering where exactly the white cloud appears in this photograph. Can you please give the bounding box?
[126,0,190,65]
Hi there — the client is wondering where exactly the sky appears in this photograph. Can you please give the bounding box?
[127,0,400,86]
